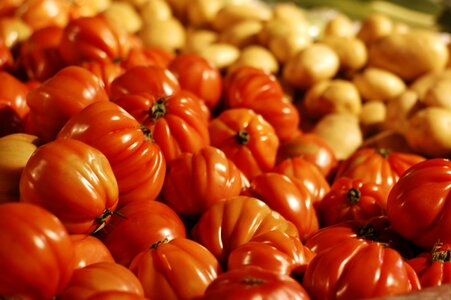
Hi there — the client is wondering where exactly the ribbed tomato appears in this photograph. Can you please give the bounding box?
[70,234,115,270]
[122,46,175,70]
[0,71,30,119]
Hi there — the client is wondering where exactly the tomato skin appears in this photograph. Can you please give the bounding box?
[97,200,186,267]
[58,262,144,300]
[243,172,319,241]
[86,291,149,300]
[0,202,74,299]
[19,138,119,234]
[203,266,311,300]
[129,237,221,300]
[70,234,115,269]
[122,47,175,70]
[387,158,451,249]
[81,60,125,95]
[0,39,12,71]
[58,101,166,207]
[168,53,222,110]
[15,0,70,30]
[0,71,30,119]
[26,65,109,141]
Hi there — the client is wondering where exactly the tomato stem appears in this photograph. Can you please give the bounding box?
[91,208,115,234]
[151,99,167,119]
[240,276,265,286]
[376,148,390,159]
[431,241,451,262]
[358,224,378,241]
[346,188,361,204]
[235,130,250,145]
[150,237,170,250]
[140,124,154,142]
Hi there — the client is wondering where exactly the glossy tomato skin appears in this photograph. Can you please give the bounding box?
[81,60,125,95]
[58,262,144,300]
[26,65,109,141]
[70,234,115,270]
[0,71,30,119]
[209,108,279,180]
[129,237,221,300]
[58,101,166,207]
[86,291,149,300]
[203,266,311,300]
[0,39,13,71]
[387,158,451,249]
[0,202,74,299]
[19,138,119,234]
[15,0,70,30]
[122,46,175,69]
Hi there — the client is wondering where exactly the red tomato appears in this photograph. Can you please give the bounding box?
[168,53,223,110]
[80,60,125,95]
[161,146,243,218]
[209,108,279,180]
[26,65,109,141]
[58,15,131,65]
[19,138,119,234]
[122,46,175,70]
[0,202,74,299]
[242,172,319,241]
[86,291,149,300]
[203,266,310,300]
[190,195,298,267]
[0,0,24,17]
[0,39,12,71]
[15,0,70,30]
[0,71,30,119]
[109,65,181,101]
[223,65,300,142]
[58,101,166,207]
[387,158,451,249]
[129,237,221,300]
[58,262,144,300]
[227,230,314,278]
[317,177,387,226]
[114,90,210,162]
[97,200,186,267]
[70,234,115,269]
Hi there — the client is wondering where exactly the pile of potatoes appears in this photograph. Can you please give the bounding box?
[3,0,451,159]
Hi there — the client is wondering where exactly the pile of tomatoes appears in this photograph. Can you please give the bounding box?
[1,1,451,299]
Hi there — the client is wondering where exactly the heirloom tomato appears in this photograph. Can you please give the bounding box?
[129,237,221,300]
[0,202,74,299]
[0,39,12,71]
[209,108,279,180]
[203,266,310,300]
[0,71,30,119]
[15,0,70,30]
[19,138,119,234]
[122,46,175,69]
[87,291,149,300]
[70,234,115,269]
[26,65,109,141]
[81,60,125,95]
[387,158,451,249]
[58,101,166,206]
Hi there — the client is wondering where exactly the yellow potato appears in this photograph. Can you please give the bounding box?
[268,30,312,63]
[139,17,186,53]
[321,35,367,72]
[197,43,240,69]
[228,45,279,74]
[324,14,356,37]
[423,77,451,109]
[410,69,451,100]
[219,20,263,48]
[139,0,172,23]
[384,89,424,134]
[359,101,386,137]
[183,28,218,54]
[102,1,142,33]
[352,67,406,101]
[357,13,393,45]
[187,0,224,28]
[212,2,272,32]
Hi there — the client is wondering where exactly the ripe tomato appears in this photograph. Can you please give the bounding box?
[15,0,70,30]
[70,234,115,270]
[168,53,222,110]
[161,146,243,219]
[0,202,74,299]
[114,90,210,162]
[0,0,24,17]
[209,108,279,180]
[97,200,186,267]
[0,71,30,119]
[19,138,119,234]
[81,60,125,95]
[242,172,319,241]
[122,47,175,70]
[129,237,221,300]
[190,195,298,267]
[387,158,451,249]
[223,66,300,142]
[58,101,166,207]
[26,65,109,141]
[203,266,310,300]
[0,39,12,71]
[58,262,144,300]
[86,291,149,300]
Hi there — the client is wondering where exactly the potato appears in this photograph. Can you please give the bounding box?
[271,1,307,26]
[228,45,279,74]
[187,0,224,28]
[321,35,367,72]
[360,130,414,153]
[357,13,393,45]
[197,43,240,69]
[102,1,142,33]
[219,20,263,49]
[359,101,386,137]
[368,30,449,81]
[139,0,172,22]
[183,28,218,54]
[282,43,339,90]
[384,89,424,134]
[212,2,272,32]
[257,17,309,46]
[422,76,451,109]
[405,107,451,157]
[268,31,312,63]
[139,17,186,53]
[69,0,111,18]
[324,14,356,37]
[311,113,363,160]
[410,69,451,101]
[352,67,406,101]
[303,79,362,119]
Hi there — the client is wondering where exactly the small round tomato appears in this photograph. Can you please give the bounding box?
[70,234,115,270]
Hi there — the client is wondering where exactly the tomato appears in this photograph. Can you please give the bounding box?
[70,234,115,269]
[0,71,30,119]
[114,90,210,162]
[97,200,186,267]
[58,101,166,207]
[17,25,65,81]
[387,158,451,249]
[0,0,24,17]
[109,65,181,101]
[317,177,387,226]
[129,237,221,300]
[122,46,175,70]
[0,39,12,71]
[161,146,243,219]
[19,138,119,234]
[58,15,131,65]
[303,237,420,300]
[242,172,319,241]
[223,66,300,142]
[203,266,310,300]
[0,202,74,299]
[209,108,279,180]
[58,262,144,300]
[26,65,109,141]
[190,195,298,267]
[168,53,222,110]
[81,60,125,94]
[227,230,314,278]
[15,0,70,30]
[86,291,149,300]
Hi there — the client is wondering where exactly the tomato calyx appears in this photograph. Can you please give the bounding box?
[240,276,265,286]
[140,124,154,142]
[431,241,451,262]
[376,147,390,159]
[151,98,167,119]
[92,208,124,234]
[150,237,170,250]
[346,188,361,205]
[236,130,250,145]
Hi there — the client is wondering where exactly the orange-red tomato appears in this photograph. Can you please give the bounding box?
[122,47,175,70]
[70,234,115,270]
[15,0,70,30]
[0,0,24,17]
[81,60,125,95]
[86,291,149,300]
[0,202,74,299]
[0,71,30,119]
[0,39,12,71]
[19,138,119,234]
